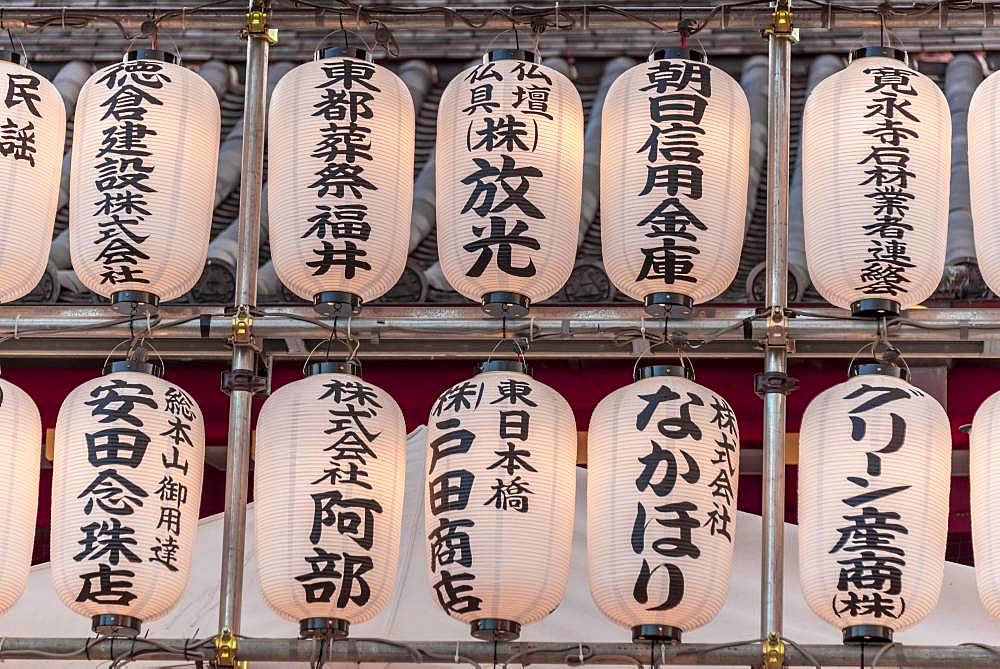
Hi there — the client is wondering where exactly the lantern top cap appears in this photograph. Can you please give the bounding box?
[125,49,179,65]
[849,46,909,66]
[477,359,531,376]
[649,48,706,63]
[305,359,362,378]
[483,49,541,65]
[635,364,694,382]
[0,50,26,67]
[315,47,374,63]
[104,359,165,378]
[849,362,909,381]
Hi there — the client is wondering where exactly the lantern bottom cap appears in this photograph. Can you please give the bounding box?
[313,291,362,317]
[481,292,530,319]
[631,624,682,644]
[111,290,160,317]
[843,625,893,645]
[92,614,142,637]
[299,617,350,639]
[644,293,693,318]
[470,618,521,641]
[850,298,900,319]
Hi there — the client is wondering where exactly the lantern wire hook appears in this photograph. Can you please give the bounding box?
[303,316,359,375]
[632,317,695,381]
[314,16,373,57]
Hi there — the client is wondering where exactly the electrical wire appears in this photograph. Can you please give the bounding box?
[781,636,823,668]
[868,641,897,668]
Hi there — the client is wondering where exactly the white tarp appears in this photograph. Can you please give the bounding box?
[2,426,997,668]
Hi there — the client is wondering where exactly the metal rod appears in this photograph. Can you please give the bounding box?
[0,638,999,666]
[0,304,995,338]
[760,9,794,653]
[217,1,270,636]
[0,5,996,31]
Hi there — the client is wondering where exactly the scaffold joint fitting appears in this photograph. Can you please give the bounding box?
[214,630,238,666]
[763,634,785,668]
[764,306,788,348]
[243,9,278,43]
[755,371,800,397]
[762,6,799,40]
[230,305,256,348]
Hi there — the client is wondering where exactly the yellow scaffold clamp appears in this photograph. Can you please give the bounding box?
[763,633,785,668]
[243,8,279,44]
[214,630,247,667]
[762,4,800,42]
[231,305,254,347]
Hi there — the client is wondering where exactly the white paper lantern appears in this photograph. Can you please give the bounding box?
[436,51,584,317]
[970,390,1000,618]
[69,50,220,313]
[798,365,950,643]
[268,49,415,316]
[254,360,407,638]
[50,361,205,636]
[0,378,42,613]
[423,361,576,639]
[802,48,950,317]
[600,50,750,317]
[968,69,1000,296]
[0,52,65,303]
[587,366,738,641]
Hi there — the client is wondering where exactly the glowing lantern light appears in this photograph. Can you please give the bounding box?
[436,51,583,318]
[798,363,950,643]
[268,49,415,316]
[601,49,750,317]
[588,364,739,641]
[69,50,220,314]
[51,356,205,636]
[802,48,949,317]
[0,378,42,614]
[0,50,66,303]
[254,360,407,638]
[424,360,576,639]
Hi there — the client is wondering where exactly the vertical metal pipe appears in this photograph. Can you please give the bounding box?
[218,4,270,635]
[760,16,793,646]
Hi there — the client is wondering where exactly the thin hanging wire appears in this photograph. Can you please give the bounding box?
[301,314,359,375]
[632,317,696,381]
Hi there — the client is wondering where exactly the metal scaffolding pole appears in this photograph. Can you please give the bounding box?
[0,4,997,31]
[0,638,999,666]
[759,5,794,667]
[216,0,270,645]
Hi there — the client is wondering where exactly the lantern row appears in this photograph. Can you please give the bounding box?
[5,45,1000,318]
[0,352,995,645]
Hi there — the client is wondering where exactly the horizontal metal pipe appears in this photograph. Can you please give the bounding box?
[0,638,998,666]
[0,305,994,341]
[0,5,995,31]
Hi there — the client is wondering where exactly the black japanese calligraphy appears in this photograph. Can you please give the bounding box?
[635,60,712,286]
[857,66,922,297]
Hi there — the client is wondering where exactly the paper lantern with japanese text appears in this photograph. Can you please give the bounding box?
[423,361,576,639]
[970,390,1000,618]
[798,365,950,643]
[600,50,750,317]
[436,51,583,318]
[587,366,738,641]
[50,361,205,636]
[0,51,65,303]
[254,361,407,638]
[968,69,1000,296]
[0,378,42,613]
[802,48,949,317]
[268,49,415,317]
[69,50,220,313]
